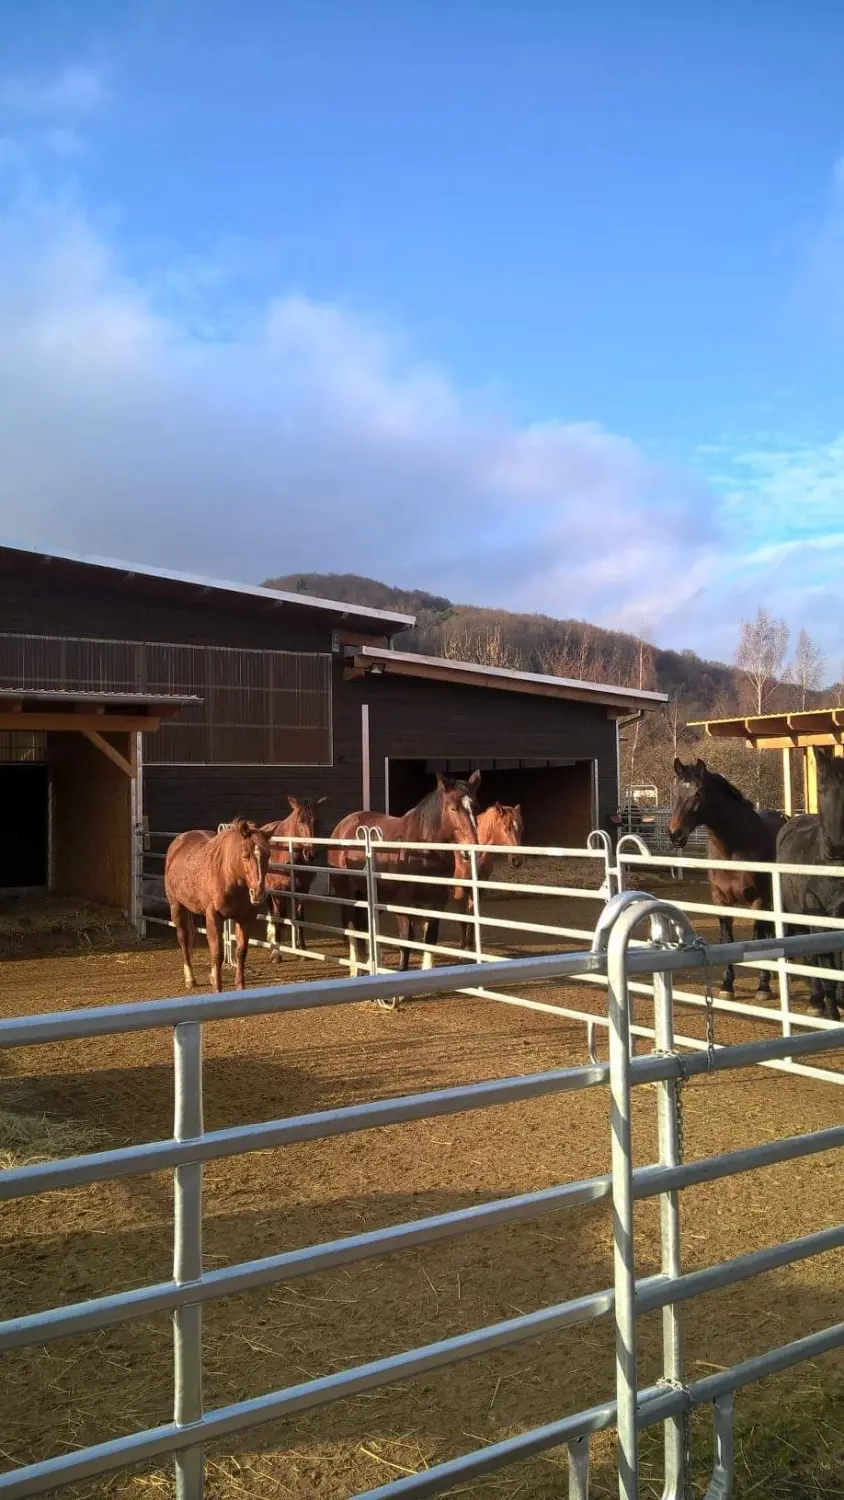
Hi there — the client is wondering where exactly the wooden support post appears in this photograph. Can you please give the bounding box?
[81,729,135,778]
[805,746,819,815]
[781,747,793,816]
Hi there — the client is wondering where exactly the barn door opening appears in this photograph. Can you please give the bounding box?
[0,763,49,887]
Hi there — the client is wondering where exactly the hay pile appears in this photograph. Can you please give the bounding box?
[0,893,135,953]
[0,1101,105,1171]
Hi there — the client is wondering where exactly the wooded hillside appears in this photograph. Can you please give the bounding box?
[265,570,835,808]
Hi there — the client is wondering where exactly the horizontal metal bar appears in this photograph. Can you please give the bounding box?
[0,949,606,1048]
[0,1285,624,1498]
[631,1020,844,1083]
[636,1124,844,1199]
[637,1223,844,1317]
[619,851,844,878]
[0,1060,609,1200]
[352,1401,619,1499]
[0,1177,610,1351]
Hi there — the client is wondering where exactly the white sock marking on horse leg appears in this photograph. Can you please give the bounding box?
[183,964,195,989]
[349,941,358,978]
[421,949,434,971]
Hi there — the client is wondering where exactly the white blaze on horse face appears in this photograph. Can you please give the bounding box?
[461,795,478,833]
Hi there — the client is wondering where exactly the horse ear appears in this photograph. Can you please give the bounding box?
[514,803,522,815]
[673,758,684,776]
[287,795,301,810]
[695,758,706,776]
[435,772,450,790]
[234,817,251,836]
[468,769,481,789]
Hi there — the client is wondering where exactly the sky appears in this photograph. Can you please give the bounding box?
[1,2,843,667]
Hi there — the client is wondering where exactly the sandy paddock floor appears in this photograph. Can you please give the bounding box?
[1,876,843,1498]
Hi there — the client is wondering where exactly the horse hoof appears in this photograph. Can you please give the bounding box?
[809,1003,827,1017]
[718,989,733,1001]
[755,990,773,1003]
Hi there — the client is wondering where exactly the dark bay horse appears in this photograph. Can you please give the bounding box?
[328,773,480,980]
[778,749,844,1020]
[165,819,270,993]
[429,802,525,955]
[668,758,785,1000]
[263,796,326,955]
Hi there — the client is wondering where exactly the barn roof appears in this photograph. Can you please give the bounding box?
[346,645,667,712]
[0,541,416,634]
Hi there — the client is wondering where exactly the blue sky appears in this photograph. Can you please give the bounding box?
[1,2,843,665]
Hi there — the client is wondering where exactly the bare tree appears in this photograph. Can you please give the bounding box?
[787,629,825,710]
[735,608,790,715]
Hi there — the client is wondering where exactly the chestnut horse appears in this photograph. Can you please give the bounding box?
[453,802,524,952]
[668,758,785,1001]
[328,773,480,979]
[419,802,525,958]
[263,796,326,955]
[165,819,270,993]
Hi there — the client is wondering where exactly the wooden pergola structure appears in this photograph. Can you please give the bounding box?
[688,707,844,814]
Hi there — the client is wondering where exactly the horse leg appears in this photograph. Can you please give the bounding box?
[752,917,774,1000]
[295,899,308,951]
[171,902,196,990]
[234,921,250,991]
[206,908,224,993]
[421,916,438,971]
[267,896,282,963]
[821,952,840,1022]
[717,915,735,999]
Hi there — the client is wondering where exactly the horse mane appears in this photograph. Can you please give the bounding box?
[410,785,450,839]
[704,769,756,813]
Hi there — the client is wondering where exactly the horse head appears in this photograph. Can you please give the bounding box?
[668,758,708,847]
[287,795,326,863]
[816,750,844,859]
[499,803,525,867]
[232,818,271,905]
[435,773,479,846]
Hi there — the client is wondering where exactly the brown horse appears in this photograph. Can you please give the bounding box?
[328,772,480,979]
[668,758,785,1000]
[452,802,525,952]
[263,796,326,955]
[165,819,270,993]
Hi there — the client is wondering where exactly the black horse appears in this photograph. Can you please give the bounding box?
[778,748,844,1021]
[668,759,785,1001]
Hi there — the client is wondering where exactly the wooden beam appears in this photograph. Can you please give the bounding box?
[806,746,819,815]
[782,746,793,817]
[0,712,161,733]
[81,729,135,777]
[74,702,105,715]
[746,732,844,750]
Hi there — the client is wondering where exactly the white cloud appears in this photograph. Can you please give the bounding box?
[0,64,107,121]
[0,197,721,641]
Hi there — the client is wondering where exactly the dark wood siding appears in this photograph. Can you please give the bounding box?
[344,672,618,830]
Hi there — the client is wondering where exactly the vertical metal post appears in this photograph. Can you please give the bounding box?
[568,1434,590,1497]
[223,920,235,969]
[652,912,686,1500]
[361,704,371,811]
[469,845,483,963]
[606,912,641,1500]
[173,1022,204,1499]
[772,867,792,1048]
[704,1394,735,1499]
[363,827,382,978]
[288,836,299,952]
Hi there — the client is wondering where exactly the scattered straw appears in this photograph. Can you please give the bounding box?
[0,1105,106,1170]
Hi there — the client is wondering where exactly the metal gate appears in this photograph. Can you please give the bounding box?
[1,894,843,1497]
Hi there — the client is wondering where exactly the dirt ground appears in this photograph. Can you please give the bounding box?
[1,873,843,1498]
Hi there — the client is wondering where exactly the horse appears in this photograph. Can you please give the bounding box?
[262,796,326,956]
[668,758,785,1001]
[165,818,270,993]
[777,748,844,1020]
[421,802,525,957]
[327,772,480,983]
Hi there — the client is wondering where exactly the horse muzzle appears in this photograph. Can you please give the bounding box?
[249,887,265,906]
[667,826,688,848]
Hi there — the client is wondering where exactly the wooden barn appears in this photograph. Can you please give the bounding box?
[0,543,665,914]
